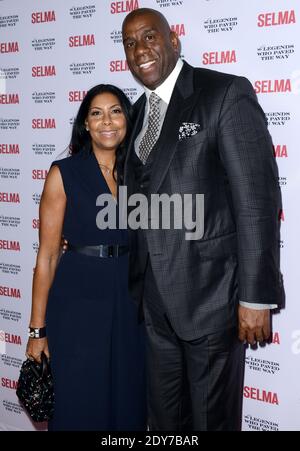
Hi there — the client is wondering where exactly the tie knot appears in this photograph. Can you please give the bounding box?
[149,92,161,108]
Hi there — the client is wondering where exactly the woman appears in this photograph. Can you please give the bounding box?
[25,84,147,431]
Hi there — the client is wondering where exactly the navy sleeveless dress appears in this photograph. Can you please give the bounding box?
[46,151,146,431]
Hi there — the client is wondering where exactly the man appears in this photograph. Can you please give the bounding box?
[122,8,283,430]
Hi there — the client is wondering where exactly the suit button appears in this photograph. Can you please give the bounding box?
[140,184,144,188]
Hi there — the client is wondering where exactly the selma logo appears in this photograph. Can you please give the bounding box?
[0,41,19,53]
[0,144,20,154]
[0,94,19,104]
[111,0,139,14]
[69,91,88,102]
[1,378,18,390]
[110,60,129,72]
[0,240,20,251]
[32,169,48,180]
[203,50,236,65]
[274,145,288,158]
[32,118,56,129]
[244,387,279,405]
[272,332,280,344]
[254,79,291,94]
[32,219,40,229]
[0,286,21,298]
[69,34,95,47]
[32,65,56,77]
[171,24,186,37]
[0,192,20,203]
[0,331,22,345]
[31,10,56,24]
[258,10,296,27]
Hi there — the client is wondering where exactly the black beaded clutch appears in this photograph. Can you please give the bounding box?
[16,351,54,422]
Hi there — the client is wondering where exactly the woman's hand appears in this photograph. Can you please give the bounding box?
[26,337,50,363]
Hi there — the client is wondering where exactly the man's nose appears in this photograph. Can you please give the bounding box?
[134,40,149,56]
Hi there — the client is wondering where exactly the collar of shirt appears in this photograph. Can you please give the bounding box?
[144,58,183,108]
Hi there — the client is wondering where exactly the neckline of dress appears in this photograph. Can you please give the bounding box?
[91,151,117,203]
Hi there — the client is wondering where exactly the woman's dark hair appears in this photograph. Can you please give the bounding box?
[69,84,133,182]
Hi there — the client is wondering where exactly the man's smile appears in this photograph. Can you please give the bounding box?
[138,60,157,70]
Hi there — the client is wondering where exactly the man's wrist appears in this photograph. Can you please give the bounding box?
[239,301,278,310]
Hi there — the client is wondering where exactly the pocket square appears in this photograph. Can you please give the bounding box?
[178,122,201,141]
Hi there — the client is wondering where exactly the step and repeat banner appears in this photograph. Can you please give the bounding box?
[0,0,299,431]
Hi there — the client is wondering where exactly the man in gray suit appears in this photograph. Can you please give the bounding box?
[122,8,283,430]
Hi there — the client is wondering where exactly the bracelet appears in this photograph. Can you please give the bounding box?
[28,326,46,339]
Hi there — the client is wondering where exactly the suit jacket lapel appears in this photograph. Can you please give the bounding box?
[124,62,204,195]
[149,62,203,194]
[124,95,146,187]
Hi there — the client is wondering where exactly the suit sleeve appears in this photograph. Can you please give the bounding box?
[217,76,283,305]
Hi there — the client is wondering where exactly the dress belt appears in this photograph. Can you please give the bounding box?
[68,244,129,258]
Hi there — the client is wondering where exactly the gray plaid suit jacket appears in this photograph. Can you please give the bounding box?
[124,61,283,340]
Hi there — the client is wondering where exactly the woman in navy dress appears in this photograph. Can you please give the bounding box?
[25,85,147,430]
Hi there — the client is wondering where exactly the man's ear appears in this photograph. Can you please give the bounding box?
[170,31,179,52]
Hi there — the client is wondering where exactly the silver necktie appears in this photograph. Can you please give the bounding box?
[139,92,161,164]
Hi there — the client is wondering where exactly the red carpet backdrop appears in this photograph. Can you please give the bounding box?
[0,0,299,431]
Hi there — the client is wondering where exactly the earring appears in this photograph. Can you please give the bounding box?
[86,127,89,131]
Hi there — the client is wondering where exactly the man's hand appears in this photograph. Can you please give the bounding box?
[238,306,271,345]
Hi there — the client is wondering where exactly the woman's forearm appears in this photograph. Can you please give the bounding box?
[29,253,60,327]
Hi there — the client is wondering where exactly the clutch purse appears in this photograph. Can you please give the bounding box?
[16,351,54,422]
